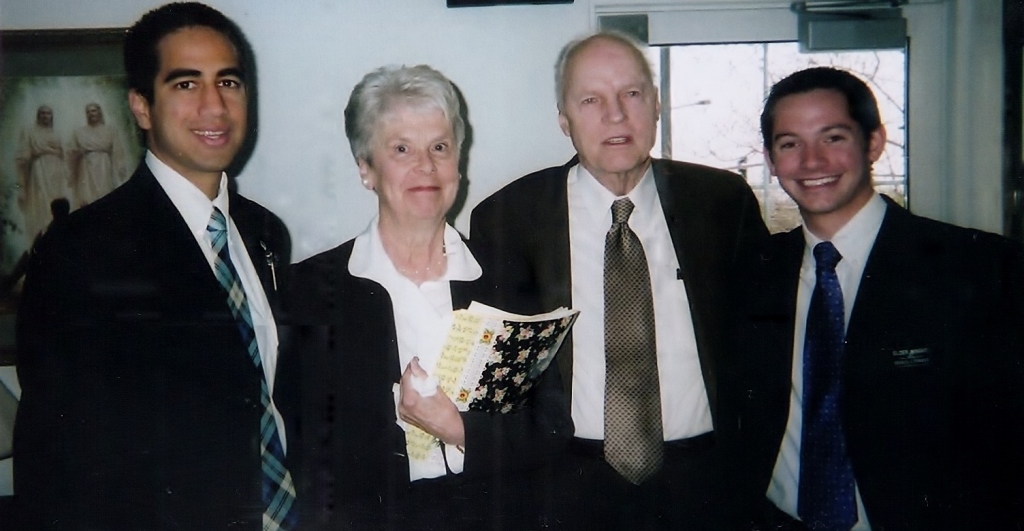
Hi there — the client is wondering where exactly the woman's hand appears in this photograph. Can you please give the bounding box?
[398,357,466,447]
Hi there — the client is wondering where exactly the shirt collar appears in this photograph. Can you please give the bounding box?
[147,150,229,238]
[572,162,657,227]
[349,217,481,285]
[802,192,886,266]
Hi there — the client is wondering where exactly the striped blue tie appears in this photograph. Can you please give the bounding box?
[208,207,297,530]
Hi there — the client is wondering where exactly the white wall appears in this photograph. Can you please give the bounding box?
[2,0,1006,258]
[2,0,594,261]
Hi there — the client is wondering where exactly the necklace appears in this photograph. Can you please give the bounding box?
[393,244,447,280]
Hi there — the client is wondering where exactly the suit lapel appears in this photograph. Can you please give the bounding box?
[232,194,281,306]
[844,198,900,343]
[654,159,704,278]
[449,234,478,311]
[128,165,227,308]
[115,165,260,391]
[652,159,725,418]
[451,280,475,311]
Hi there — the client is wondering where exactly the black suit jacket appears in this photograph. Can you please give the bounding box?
[277,239,573,531]
[730,197,1024,530]
[13,163,291,530]
[469,156,768,423]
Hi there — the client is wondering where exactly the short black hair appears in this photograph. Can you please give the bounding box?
[761,67,881,160]
[50,198,71,219]
[124,2,249,104]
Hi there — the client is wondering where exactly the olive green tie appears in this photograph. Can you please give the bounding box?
[603,197,663,485]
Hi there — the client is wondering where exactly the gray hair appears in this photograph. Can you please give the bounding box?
[344,64,465,164]
[554,30,655,112]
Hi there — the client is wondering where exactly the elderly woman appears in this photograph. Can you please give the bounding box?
[279,65,571,530]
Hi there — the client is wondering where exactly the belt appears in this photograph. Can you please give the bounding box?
[568,431,716,459]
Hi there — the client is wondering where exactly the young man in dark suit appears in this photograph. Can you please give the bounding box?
[470,31,768,530]
[13,3,294,529]
[729,66,1024,530]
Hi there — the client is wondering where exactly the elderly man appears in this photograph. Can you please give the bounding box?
[13,3,293,529]
[471,30,768,530]
[730,67,1024,530]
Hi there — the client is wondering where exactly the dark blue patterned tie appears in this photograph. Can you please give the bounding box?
[208,207,297,530]
[798,241,857,530]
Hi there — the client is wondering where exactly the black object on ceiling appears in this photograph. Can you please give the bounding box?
[448,0,572,7]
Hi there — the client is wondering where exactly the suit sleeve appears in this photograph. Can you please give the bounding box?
[458,359,573,480]
[13,227,111,528]
[966,234,1024,526]
[12,233,67,526]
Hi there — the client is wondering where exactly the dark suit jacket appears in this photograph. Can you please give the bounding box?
[13,162,291,530]
[469,157,768,529]
[730,197,1024,530]
[469,156,768,422]
[277,239,573,531]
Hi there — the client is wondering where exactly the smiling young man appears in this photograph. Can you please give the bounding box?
[730,67,1024,530]
[471,31,768,530]
[13,3,294,529]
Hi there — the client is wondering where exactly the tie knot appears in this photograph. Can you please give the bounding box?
[208,207,227,234]
[611,198,634,225]
[813,241,842,271]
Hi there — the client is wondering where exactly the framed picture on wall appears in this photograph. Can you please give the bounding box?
[0,29,144,365]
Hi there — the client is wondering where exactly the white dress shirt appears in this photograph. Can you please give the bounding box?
[567,163,713,441]
[767,193,887,530]
[349,217,482,481]
[146,151,287,452]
